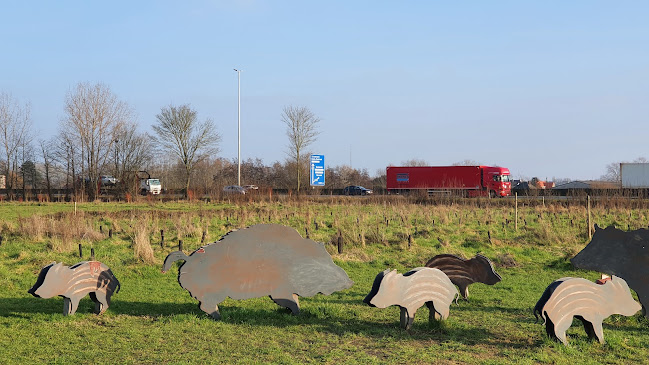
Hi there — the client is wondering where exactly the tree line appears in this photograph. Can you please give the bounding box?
[0,83,382,201]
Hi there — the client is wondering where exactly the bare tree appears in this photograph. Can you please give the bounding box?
[153,104,220,197]
[400,158,428,166]
[0,92,32,198]
[39,139,55,200]
[61,82,131,200]
[452,159,481,166]
[601,157,649,182]
[53,131,80,199]
[281,105,320,193]
[19,142,36,198]
[601,162,621,182]
[109,122,153,195]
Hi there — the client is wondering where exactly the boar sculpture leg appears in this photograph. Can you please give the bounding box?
[270,293,300,315]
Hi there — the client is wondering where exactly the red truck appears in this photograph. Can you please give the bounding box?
[386,165,512,197]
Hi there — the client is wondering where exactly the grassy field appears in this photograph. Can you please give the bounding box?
[1,198,648,364]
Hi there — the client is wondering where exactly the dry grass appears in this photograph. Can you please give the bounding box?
[133,223,156,264]
[17,213,102,253]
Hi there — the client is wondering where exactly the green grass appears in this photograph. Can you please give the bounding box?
[1,200,649,364]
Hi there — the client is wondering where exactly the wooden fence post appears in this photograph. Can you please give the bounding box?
[587,195,592,240]
[515,192,518,232]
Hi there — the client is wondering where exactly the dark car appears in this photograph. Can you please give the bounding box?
[343,185,373,196]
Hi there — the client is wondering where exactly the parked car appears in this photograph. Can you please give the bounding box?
[343,185,373,196]
[100,175,118,186]
[223,185,246,195]
[243,185,259,191]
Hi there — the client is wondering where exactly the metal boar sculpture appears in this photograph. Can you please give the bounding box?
[571,225,649,318]
[535,276,640,345]
[425,253,502,300]
[363,267,459,330]
[28,261,120,316]
[162,224,354,319]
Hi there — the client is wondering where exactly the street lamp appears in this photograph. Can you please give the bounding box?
[234,68,241,186]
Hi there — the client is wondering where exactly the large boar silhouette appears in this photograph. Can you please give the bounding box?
[162,224,353,319]
[536,276,640,345]
[28,261,120,315]
[425,254,501,299]
[571,225,649,317]
[363,267,458,330]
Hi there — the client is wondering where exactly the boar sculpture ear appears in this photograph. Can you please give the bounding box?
[594,224,600,231]
[383,269,398,280]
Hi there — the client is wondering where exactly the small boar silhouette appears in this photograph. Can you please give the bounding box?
[572,224,649,318]
[425,254,501,299]
[536,276,640,345]
[363,267,459,330]
[162,224,353,319]
[28,261,120,315]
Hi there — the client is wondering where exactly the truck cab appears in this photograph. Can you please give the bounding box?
[140,178,162,195]
[482,167,511,197]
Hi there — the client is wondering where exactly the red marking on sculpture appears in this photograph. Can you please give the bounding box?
[89,261,102,275]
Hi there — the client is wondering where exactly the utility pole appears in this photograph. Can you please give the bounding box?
[234,68,241,186]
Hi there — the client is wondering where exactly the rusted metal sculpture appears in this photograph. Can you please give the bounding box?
[572,224,649,317]
[28,261,120,315]
[363,267,459,330]
[425,253,502,299]
[535,276,640,345]
[162,224,353,319]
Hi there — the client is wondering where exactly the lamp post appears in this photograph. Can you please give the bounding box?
[234,68,241,186]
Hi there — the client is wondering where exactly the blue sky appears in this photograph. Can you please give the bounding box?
[2,1,648,180]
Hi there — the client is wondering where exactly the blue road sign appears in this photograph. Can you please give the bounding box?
[310,154,325,186]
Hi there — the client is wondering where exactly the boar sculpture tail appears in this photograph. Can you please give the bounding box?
[162,251,190,273]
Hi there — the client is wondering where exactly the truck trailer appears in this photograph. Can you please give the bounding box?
[386,165,512,197]
[621,163,649,188]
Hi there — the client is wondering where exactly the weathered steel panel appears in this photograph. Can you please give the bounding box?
[28,261,120,315]
[571,225,649,317]
[425,254,501,299]
[535,276,640,345]
[162,224,353,319]
[363,267,459,330]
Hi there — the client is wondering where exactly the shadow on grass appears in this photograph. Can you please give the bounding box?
[0,297,201,318]
[0,296,495,344]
